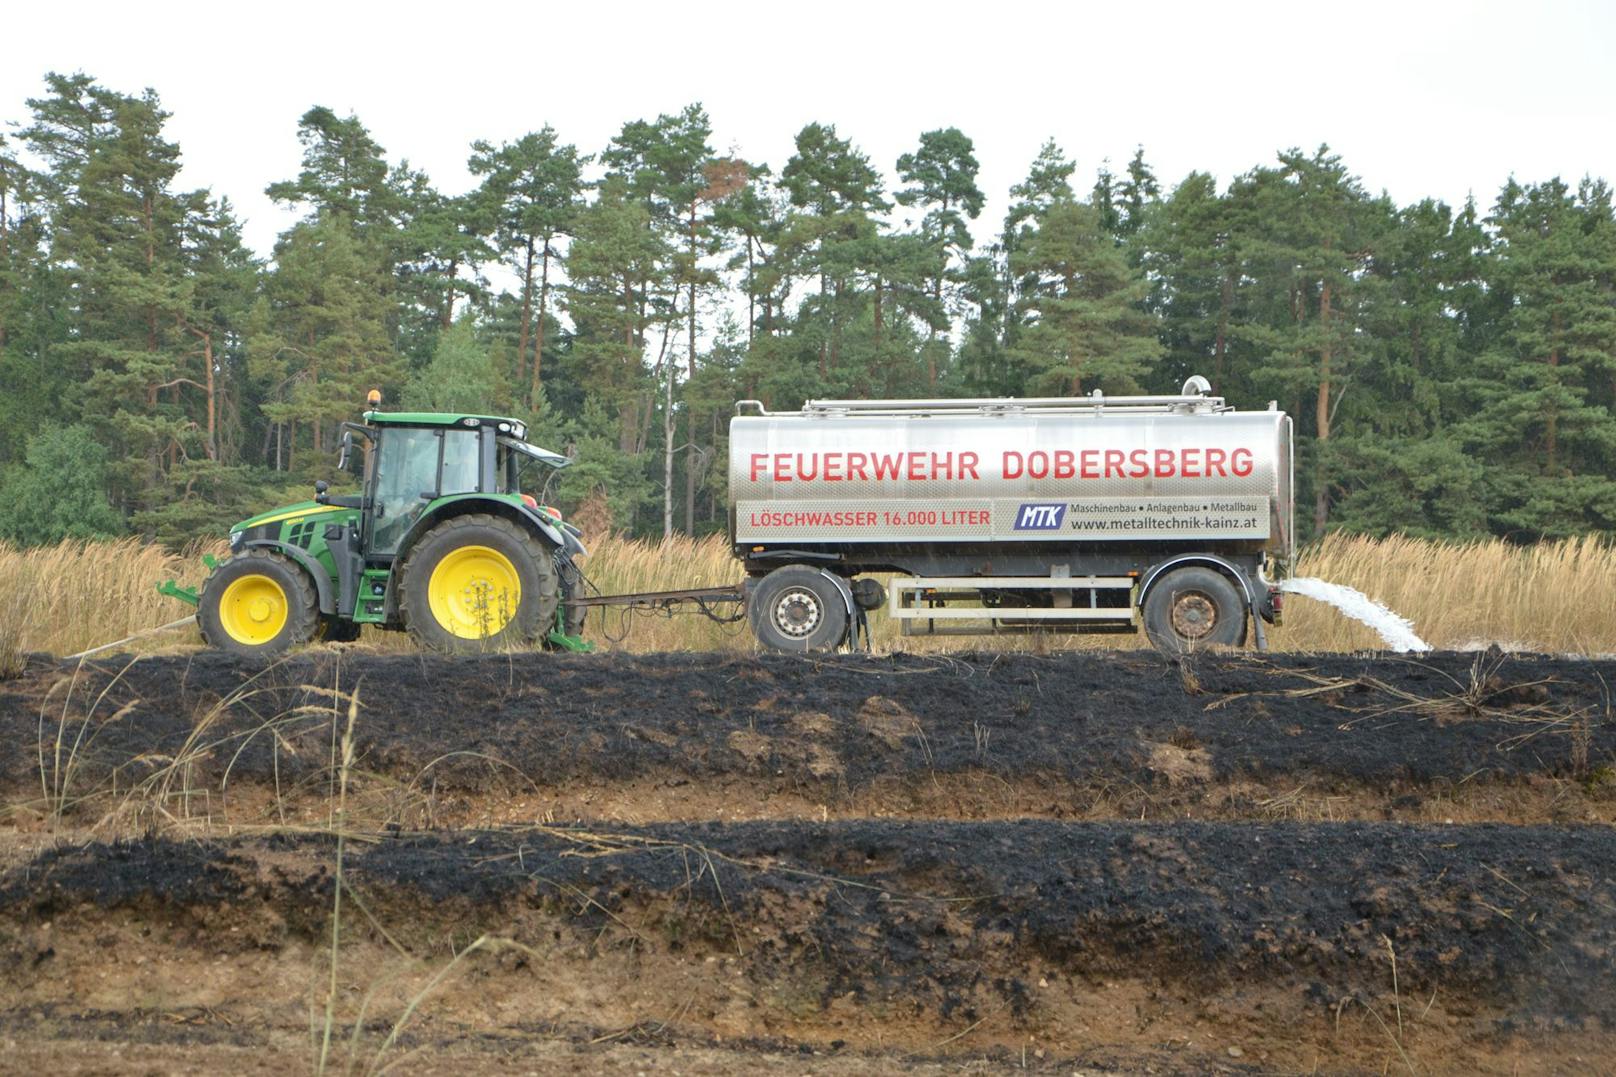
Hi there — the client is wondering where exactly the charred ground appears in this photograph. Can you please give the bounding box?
[2,648,1615,1072]
[2,648,1612,824]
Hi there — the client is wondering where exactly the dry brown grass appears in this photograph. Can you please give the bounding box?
[2,531,1613,659]
[1276,532,1616,654]
[0,538,225,660]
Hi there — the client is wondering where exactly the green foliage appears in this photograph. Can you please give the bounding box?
[404,318,499,412]
[1009,196,1161,393]
[0,71,1613,549]
[0,426,124,544]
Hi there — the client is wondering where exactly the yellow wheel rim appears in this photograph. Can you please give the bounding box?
[427,545,522,639]
[217,574,290,645]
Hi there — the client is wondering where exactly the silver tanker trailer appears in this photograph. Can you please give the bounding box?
[727,376,1293,654]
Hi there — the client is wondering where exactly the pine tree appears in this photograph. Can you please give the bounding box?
[265,107,397,232]
[1140,172,1239,391]
[1458,178,1616,536]
[564,176,672,458]
[1231,147,1388,534]
[404,316,499,412]
[469,129,586,407]
[259,107,401,468]
[22,75,222,516]
[252,217,395,471]
[779,123,890,383]
[896,128,985,385]
[1008,194,1161,394]
[0,133,58,468]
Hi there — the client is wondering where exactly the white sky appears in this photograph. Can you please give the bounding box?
[4,0,1614,260]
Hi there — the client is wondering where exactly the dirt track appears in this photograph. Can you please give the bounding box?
[2,648,1614,1072]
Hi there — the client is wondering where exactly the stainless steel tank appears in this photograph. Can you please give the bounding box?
[729,388,1294,565]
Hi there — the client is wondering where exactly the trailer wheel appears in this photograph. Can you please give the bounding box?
[749,566,849,652]
[1142,566,1248,654]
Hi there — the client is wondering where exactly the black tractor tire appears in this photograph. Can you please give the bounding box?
[749,565,850,653]
[1141,566,1248,654]
[398,513,558,653]
[197,549,320,659]
[317,618,363,644]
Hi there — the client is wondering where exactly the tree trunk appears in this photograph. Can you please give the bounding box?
[874,275,884,349]
[688,200,699,380]
[1214,269,1233,389]
[745,236,756,348]
[202,331,217,460]
[309,329,323,455]
[516,239,535,390]
[0,180,8,350]
[441,257,458,329]
[531,241,550,409]
[663,355,675,539]
[830,279,843,372]
[1313,280,1333,536]
[684,435,697,535]
[1546,310,1562,473]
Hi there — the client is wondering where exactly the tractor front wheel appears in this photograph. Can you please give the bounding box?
[198,550,320,658]
[399,514,558,653]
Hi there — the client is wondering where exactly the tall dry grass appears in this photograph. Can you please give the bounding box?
[3,532,1613,659]
[574,532,746,651]
[1275,532,1616,654]
[0,538,226,660]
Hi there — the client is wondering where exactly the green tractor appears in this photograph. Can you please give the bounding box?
[178,398,589,657]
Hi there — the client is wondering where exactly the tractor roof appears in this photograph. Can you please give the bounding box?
[364,410,526,431]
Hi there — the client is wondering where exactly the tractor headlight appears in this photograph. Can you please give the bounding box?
[229,531,244,552]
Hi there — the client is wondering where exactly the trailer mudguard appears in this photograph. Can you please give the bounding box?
[1138,553,1256,609]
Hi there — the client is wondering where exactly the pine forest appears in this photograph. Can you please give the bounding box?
[2,72,1613,548]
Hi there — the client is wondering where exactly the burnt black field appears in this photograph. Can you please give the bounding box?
[6,821,1616,1027]
[3,648,1615,1071]
[1,649,1611,800]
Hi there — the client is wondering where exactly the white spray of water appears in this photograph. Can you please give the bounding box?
[1279,578,1432,653]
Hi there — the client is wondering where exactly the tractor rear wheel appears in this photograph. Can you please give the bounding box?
[198,550,319,658]
[399,514,558,653]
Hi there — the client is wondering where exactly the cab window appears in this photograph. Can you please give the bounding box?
[370,427,440,555]
[440,429,480,495]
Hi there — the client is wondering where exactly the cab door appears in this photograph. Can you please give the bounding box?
[364,425,486,558]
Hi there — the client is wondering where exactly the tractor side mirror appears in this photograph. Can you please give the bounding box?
[314,479,330,504]
[336,430,354,473]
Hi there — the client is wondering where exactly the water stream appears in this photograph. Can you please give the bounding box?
[1278,577,1432,653]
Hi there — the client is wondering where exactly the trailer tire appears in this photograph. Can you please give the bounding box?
[1142,566,1248,654]
[749,566,849,652]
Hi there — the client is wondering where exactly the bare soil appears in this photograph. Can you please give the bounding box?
[2,648,1613,1072]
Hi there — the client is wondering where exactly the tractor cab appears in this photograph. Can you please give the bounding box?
[196,397,586,657]
[331,409,570,558]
